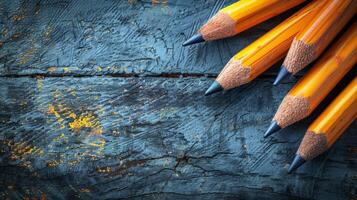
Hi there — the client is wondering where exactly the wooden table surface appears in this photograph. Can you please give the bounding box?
[0,0,356,199]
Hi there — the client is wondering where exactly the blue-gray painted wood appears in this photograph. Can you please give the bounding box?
[0,77,356,199]
[0,0,299,76]
[0,0,356,199]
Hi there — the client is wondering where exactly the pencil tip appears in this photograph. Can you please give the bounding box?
[183,33,205,46]
[273,66,291,85]
[264,120,281,138]
[288,154,306,173]
[205,81,223,96]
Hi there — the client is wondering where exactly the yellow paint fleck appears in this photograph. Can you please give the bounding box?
[46,160,60,168]
[53,133,66,142]
[46,94,107,161]
[69,115,92,128]
[20,100,27,107]
[151,0,168,5]
[69,113,103,135]
[79,188,91,193]
[7,140,44,161]
[63,67,70,72]
[47,67,57,72]
[19,161,32,169]
[68,159,80,166]
[93,127,103,135]
[48,104,65,129]
[12,14,25,21]
[88,138,105,148]
[97,166,112,173]
[69,112,77,118]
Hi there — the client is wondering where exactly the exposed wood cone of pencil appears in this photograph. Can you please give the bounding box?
[274,0,357,85]
[264,22,357,137]
[205,0,324,95]
[182,0,306,46]
[288,77,357,173]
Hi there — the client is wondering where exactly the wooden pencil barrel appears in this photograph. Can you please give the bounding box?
[308,78,357,147]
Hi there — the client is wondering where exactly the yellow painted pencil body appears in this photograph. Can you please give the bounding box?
[283,0,357,74]
[215,0,324,90]
[273,23,357,128]
[309,78,357,147]
[297,78,357,161]
[199,0,306,41]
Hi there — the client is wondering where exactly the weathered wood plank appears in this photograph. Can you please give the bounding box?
[0,0,300,76]
[0,77,356,199]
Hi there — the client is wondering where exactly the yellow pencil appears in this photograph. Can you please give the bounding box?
[265,22,357,137]
[205,0,324,95]
[183,0,306,46]
[274,0,356,84]
[288,77,357,173]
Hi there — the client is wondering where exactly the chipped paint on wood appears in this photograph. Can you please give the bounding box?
[0,0,356,199]
[0,76,356,199]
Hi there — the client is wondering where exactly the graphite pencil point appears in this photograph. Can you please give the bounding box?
[273,66,291,85]
[191,0,306,42]
[288,154,306,173]
[205,81,223,96]
[206,1,324,92]
[281,0,355,76]
[264,120,281,138]
[182,33,205,46]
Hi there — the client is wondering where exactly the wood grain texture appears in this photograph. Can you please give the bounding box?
[0,77,356,199]
[0,0,298,76]
[0,0,356,199]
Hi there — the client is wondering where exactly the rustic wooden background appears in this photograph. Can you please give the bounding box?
[0,0,356,199]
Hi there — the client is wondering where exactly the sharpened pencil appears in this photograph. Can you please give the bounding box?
[288,77,357,173]
[183,0,306,46]
[274,0,356,84]
[265,23,357,137]
[205,0,324,95]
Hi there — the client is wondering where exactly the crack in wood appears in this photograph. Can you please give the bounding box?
[0,72,302,80]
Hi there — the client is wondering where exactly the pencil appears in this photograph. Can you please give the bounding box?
[182,0,306,46]
[288,77,357,173]
[274,0,356,85]
[264,23,357,137]
[205,0,324,95]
